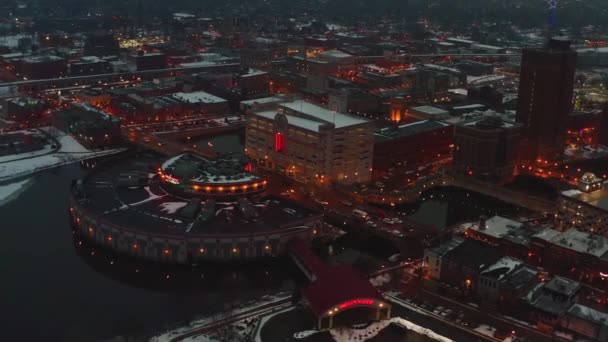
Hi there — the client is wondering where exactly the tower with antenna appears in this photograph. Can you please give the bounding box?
[548,0,558,34]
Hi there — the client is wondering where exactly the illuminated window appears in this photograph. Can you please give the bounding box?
[274,132,286,152]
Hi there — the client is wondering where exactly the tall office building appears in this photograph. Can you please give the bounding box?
[516,38,577,162]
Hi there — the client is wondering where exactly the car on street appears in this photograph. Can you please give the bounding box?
[433,306,444,315]
[440,309,453,318]
[341,200,353,206]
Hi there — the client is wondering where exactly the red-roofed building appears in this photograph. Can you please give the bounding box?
[288,238,391,329]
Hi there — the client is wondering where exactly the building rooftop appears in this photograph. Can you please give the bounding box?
[500,225,536,247]
[78,153,319,236]
[470,215,523,239]
[548,228,608,258]
[317,49,353,59]
[302,264,386,316]
[161,153,260,184]
[443,238,502,271]
[254,111,325,133]
[544,276,581,297]
[279,99,369,129]
[532,228,562,242]
[567,304,608,326]
[562,186,608,211]
[481,257,523,280]
[410,106,449,116]
[172,91,227,104]
[374,120,449,143]
[23,55,64,63]
[500,265,539,293]
[426,238,465,257]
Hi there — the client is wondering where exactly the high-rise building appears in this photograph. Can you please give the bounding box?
[516,38,577,161]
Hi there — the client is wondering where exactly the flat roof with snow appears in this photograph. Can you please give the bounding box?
[548,228,608,258]
[254,110,326,133]
[469,215,523,239]
[279,100,369,129]
[410,106,450,116]
[562,187,608,211]
[172,91,226,104]
[481,257,523,280]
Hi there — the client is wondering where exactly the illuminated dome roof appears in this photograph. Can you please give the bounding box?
[581,172,598,183]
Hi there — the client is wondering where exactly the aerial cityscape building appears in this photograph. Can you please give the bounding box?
[2,1,608,342]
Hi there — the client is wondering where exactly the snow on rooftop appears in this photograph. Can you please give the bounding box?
[411,106,449,115]
[568,304,608,325]
[422,64,462,74]
[467,75,506,84]
[240,96,284,106]
[447,37,475,44]
[482,257,523,280]
[172,91,226,104]
[562,189,583,197]
[532,228,561,242]
[280,100,369,128]
[254,111,324,132]
[549,228,608,258]
[240,69,268,77]
[472,215,523,239]
[453,104,486,110]
[449,88,468,96]
[318,49,353,59]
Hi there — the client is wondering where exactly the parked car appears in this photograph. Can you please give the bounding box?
[341,200,353,207]
[433,306,444,315]
[441,309,453,318]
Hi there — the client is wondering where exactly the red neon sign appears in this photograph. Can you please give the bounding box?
[163,174,180,184]
[338,299,375,310]
[274,132,285,152]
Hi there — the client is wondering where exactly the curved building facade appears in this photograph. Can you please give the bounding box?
[69,152,322,264]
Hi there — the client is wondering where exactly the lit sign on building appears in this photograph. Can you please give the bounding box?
[338,299,375,310]
[274,132,286,152]
[163,174,180,185]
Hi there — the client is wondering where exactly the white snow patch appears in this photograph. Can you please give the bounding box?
[474,324,496,337]
[329,317,454,342]
[0,178,33,206]
[0,143,54,163]
[127,187,165,207]
[294,330,317,339]
[153,293,291,342]
[254,306,296,342]
[54,133,91,153]
[369,273,392,287]
[554,331,574,340]
[159,202,188,214]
